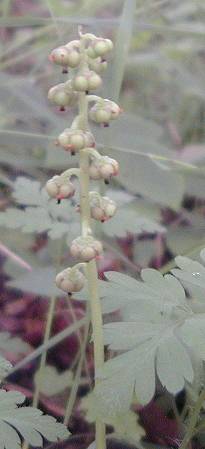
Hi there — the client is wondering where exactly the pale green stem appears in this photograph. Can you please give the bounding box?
[84,147,102,160]
[32,240,62,409]
[78,87,106,449]
[64,307,90,426]
[61,167,80,180]
[32,293,56,408]
[67,296,91,380]
[179,388,205,449]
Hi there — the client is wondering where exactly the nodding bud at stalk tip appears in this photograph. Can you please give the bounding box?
[70,236,103,262]
[48,83,78,109]
[89,192,117,222]
[56,267,85,294]
[89,156,119,183]
[46,175,75,201]
[49,42,81,69]
[89,99,121,126]
[87,38,113,59]
[57,129,95,153]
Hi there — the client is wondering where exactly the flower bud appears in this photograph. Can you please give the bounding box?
[49,41,81,69]
[89,156,119,183]
[48,83,78,110]
[57,129,95,153]
[49,46,70,66]
[89,192,117,222]
[89,99,121,126]
[70,236,103,262]
[46,175,75,201]
[87,38,113,59]
[72,70,102,92]
[56,267,85,294]
[64,40,81,68]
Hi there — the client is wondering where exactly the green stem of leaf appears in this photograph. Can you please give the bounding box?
[179,388,205,449]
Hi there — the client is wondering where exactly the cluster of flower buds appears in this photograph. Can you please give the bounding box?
[89,156,119,184]
[48,82,78,111]
[70,236,103,262]
[49,40,81,72]
[56,266,85,294]
[89,100,121,126]
[72,70,102,93]
[57,129,95,155]
[89,192,117,222]
[89,99,121,126]
[46,175,75,203]
[86,37,113,59]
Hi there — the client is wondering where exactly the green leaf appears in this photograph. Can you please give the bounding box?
[12,177,46,206]
[172,255,205,290]
[179,316,205,360]
[81,391,145,443]
[34,365,73,396]
[0,177,78,240]
[0,333,30,355]
[96,269,198,409]
[7,267,60,297]
[0,389,69,449]
[100,269,186,315]
[103,203,165,237]
[107,146,185,210]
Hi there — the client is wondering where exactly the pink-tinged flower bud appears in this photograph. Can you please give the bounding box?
[57,129,95,153]
[89,99,121,126]
[49,46,70,66]
[56,267,85,294]
[87,38,113,59]
[70,236,103,262]
[46,175,75,201]
[49,42,81,69]
[48,83,78,110]
[89,156,119,183]
[72,70,102,92]
[89,192,117,222]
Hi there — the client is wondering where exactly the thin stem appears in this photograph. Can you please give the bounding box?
[61,167,80,180]
[179,388,205,449]
[78,88,106,448]
[32,293,56,408]
[32,239,62,408]
[84,147,102,160]
[64,306,90,426]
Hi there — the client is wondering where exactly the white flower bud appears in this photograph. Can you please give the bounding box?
[49,42,81,69]
[72,70,102,92]
[70,236,103,262]
[89,156,119,183]
[89,99,121,126]
[49,46,70,66]
[89,192,117,222]
[88,72,102,90]
[56,267,85,294]
[57,129,95,153]
[87,38,113,59]
[46,175,75,201]
[48,83,78,110]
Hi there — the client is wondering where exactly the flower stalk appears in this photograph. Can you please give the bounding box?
[46,27,122,449]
